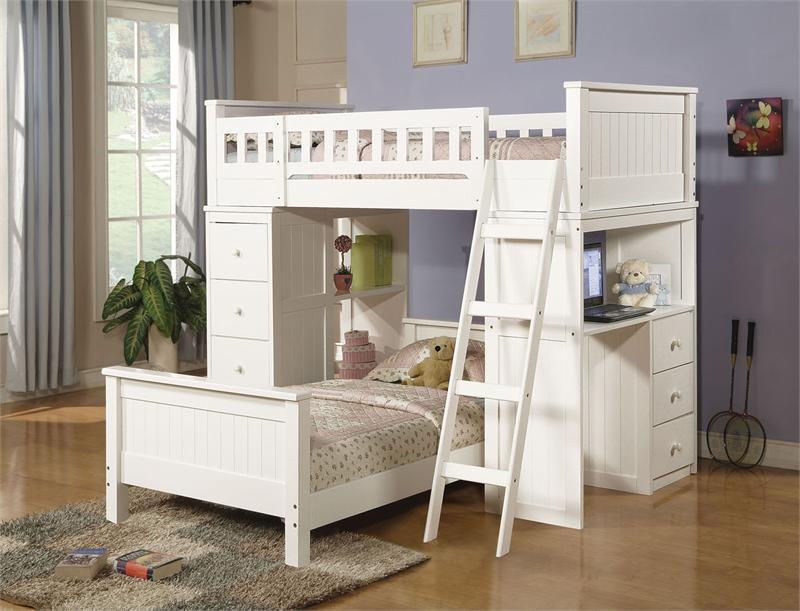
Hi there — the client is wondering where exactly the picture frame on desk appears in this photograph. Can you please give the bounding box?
[649,263,672,306]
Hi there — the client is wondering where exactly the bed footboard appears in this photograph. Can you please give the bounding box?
[103,366,313,567]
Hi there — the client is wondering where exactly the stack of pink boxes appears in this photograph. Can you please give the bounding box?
[336,330,377,379]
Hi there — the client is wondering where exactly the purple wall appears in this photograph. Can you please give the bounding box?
[348,0,800,442]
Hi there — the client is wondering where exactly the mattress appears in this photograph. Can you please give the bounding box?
[224,133,565,166]
[291,379,484,492]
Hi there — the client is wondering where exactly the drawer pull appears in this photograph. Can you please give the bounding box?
[670,390,682,404]
[670,442,683,456]
[234,307,243,317]
[670,338,682,351]
[232,248,242,258]
[234,365,244,374]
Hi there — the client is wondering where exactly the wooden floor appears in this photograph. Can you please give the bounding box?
[1,388,798,609]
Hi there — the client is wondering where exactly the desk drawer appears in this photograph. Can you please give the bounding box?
[653,363,694,426]
[210,336,272,387]
[210,280,270,341]
[652,413,694,478]
[208,223,270,281]
[652,312,693,373]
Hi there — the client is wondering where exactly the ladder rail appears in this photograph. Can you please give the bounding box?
[423,159,497,543]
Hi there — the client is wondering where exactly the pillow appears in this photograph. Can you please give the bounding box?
[365,338,485,384]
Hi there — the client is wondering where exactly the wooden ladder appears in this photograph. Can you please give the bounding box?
[423,157,565,557]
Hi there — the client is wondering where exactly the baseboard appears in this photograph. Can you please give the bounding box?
[0,360,205,405]
[698,431,800,471]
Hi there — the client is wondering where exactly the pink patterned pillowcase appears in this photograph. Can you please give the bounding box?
[365,338,485,384]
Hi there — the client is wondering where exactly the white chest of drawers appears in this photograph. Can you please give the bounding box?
[205,207,338,388]
[583,308,697,495]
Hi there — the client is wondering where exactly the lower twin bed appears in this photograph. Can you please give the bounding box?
[103,338,485,566]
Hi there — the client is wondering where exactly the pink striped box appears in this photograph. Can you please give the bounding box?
[344,330,369,346]
[337,361,376,379]
[342,343,375,363]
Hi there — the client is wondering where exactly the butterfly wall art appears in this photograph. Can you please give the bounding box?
[727,97,783,157]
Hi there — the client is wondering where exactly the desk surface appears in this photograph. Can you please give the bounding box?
[583,304,694,336]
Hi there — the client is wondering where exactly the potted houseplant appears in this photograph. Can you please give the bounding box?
[101,254,206,371]
[333,234,353,295]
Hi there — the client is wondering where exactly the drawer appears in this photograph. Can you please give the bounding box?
[651,413,694,479]
[211,336,272,387]
[208,223,270,281]
[210,280,270,340]
[652,363,694,426]
[652,312,694,373]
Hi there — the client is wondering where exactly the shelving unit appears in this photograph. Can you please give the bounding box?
[334,284,405,302]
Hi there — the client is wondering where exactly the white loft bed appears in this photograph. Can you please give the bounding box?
[105,82,699,567]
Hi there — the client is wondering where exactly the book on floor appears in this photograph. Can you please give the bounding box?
[113,549,183,581]
[54,547,108,580]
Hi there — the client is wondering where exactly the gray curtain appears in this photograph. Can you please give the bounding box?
[5,0,76,392]
[176,0,234,362]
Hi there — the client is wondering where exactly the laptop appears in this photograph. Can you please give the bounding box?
[583,242,655,323]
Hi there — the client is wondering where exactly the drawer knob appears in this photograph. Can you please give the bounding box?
[670,339,682,351]
[234,307,243,317]
[670,390,682,404]
[232,248,242,258]
[234,365,244,374]
[670,442,683,456]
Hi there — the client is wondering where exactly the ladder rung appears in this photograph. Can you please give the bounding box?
[441,462,509,487]
[468,301,535,320]
[481,223,547,241]
[455,380,520,402]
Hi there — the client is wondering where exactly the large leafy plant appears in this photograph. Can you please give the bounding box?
[102,254,206,365]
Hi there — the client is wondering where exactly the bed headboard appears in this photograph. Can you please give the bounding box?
[402,317,485,345]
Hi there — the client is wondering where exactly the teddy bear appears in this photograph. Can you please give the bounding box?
[611,258,660,307]
[404,336,454,391]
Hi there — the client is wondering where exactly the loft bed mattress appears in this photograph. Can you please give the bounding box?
[291,379,484,492]
[225,134,566,166]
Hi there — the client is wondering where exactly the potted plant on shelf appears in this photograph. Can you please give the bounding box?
[101,254,206,372]
[333,234,353,295]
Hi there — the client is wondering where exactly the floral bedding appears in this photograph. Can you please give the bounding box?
[286,379,484,492]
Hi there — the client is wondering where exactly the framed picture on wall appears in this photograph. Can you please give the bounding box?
[413,0,467,67]
[727,97,784,157]
[515,0,575,61]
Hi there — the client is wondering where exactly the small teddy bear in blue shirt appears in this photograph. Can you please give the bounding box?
[611,258,660,307]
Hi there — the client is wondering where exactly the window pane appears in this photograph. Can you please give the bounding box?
[108,154,137,218]
[107,18,135,82]
[108,85,137,149]
[141,153,172,216]
[139,21,171,84]
[108,221,139,285]
[142,218,172,262]
[141,87,171,149]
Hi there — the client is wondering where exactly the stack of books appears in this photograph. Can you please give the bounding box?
[53,547,183,582]
[351,234,392,291]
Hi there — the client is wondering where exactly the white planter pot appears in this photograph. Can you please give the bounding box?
[148,326,178,372]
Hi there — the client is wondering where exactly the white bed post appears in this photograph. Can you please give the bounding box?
[105,375,129,523]
[284,397,311,567]
[565,84,589,213]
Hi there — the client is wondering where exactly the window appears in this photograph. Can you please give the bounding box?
[0,0,9,331]
[95,1,178,310]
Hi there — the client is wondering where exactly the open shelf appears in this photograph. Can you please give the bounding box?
[583,304,694,336]
[334,284,405,302]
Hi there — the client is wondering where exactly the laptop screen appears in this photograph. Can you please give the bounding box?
[583,243,603,308]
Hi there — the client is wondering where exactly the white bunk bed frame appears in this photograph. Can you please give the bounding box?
[104,82,698,567]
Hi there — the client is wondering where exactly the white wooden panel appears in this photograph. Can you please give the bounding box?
[651,414,694,478]
[157,406,170,459]
[182,408,196,464]
[221,413,235,472]
[261,420,277,480]
[588,91,685,114]
[652,312,694,373]
[588,173,684,209]
[653,363,694,426]
[170,404,182,461]
[210,336,272,388]
[216,179,283,207]
[196,410,208,467]
[207,411,221,469]
[278,308,326,385]
[279,220,325,300]
[208,223,270,281]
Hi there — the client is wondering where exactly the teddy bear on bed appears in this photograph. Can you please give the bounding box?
[612,258,660,307]
[404,336,454,391]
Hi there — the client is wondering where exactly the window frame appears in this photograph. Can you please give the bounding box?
[0,0,10,334]
[92,0,178,320]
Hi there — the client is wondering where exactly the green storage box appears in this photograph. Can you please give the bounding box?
[351,240,376,291]
[353,234,392,288]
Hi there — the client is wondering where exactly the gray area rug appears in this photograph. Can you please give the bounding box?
[0,489,428,609]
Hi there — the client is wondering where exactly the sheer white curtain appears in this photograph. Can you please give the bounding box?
[5,0,76,392]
